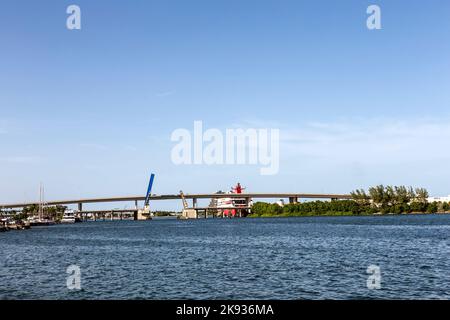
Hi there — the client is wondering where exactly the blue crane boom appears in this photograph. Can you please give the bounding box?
[144,173,155,207]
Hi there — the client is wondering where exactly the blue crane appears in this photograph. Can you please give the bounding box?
[144,173,155,208]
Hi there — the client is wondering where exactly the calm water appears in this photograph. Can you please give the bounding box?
[1,215,449,300]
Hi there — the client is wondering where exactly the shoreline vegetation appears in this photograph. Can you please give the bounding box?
[2,185,449,225]
[248,185,449,218]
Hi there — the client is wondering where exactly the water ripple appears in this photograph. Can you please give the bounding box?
[0,215,449,299]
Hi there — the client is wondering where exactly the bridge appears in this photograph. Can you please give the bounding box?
[0,193,352,211]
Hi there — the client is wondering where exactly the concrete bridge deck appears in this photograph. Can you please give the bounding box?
[0,193,352,209]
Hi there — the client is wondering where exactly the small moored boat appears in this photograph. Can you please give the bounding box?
[60,215,76,223]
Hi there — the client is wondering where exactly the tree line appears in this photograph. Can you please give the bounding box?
[250,185,449,217]
[350,185,446,214]
[1,204,68,222]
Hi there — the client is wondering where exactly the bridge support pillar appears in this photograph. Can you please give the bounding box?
[133,210,148,220]
[193,198,197,208]
[78,203,83,212]
[289,197,298,204]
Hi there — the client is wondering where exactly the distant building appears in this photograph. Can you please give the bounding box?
[427,195,450,203]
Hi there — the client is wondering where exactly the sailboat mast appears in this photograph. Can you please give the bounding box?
[39,183,43,220]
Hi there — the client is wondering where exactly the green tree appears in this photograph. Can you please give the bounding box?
[427,202,438,214]
[251,202,273,215]
[415,188,429,204]
[351,189,370,207]
[385,186,395,206]
[407,187,416,201]
[23,204,39,214]
[394,186,412,205]
[13,212,28,222]
[368,185,385,208]
[410,201,427,213]
[353,185,429,214]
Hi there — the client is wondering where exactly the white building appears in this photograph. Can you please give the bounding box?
[427,195,450,203]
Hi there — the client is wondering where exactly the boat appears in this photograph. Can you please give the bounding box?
[62,209,83,223]
[6,220,19,230]
[210,183,252,217]
[1,219,10,231]
[60,215,76,223]
[15,220,31,230]
[28,217,56,226]
[0,218,8,231]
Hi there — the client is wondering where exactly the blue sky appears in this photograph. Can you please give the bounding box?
[1,1,450,210]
